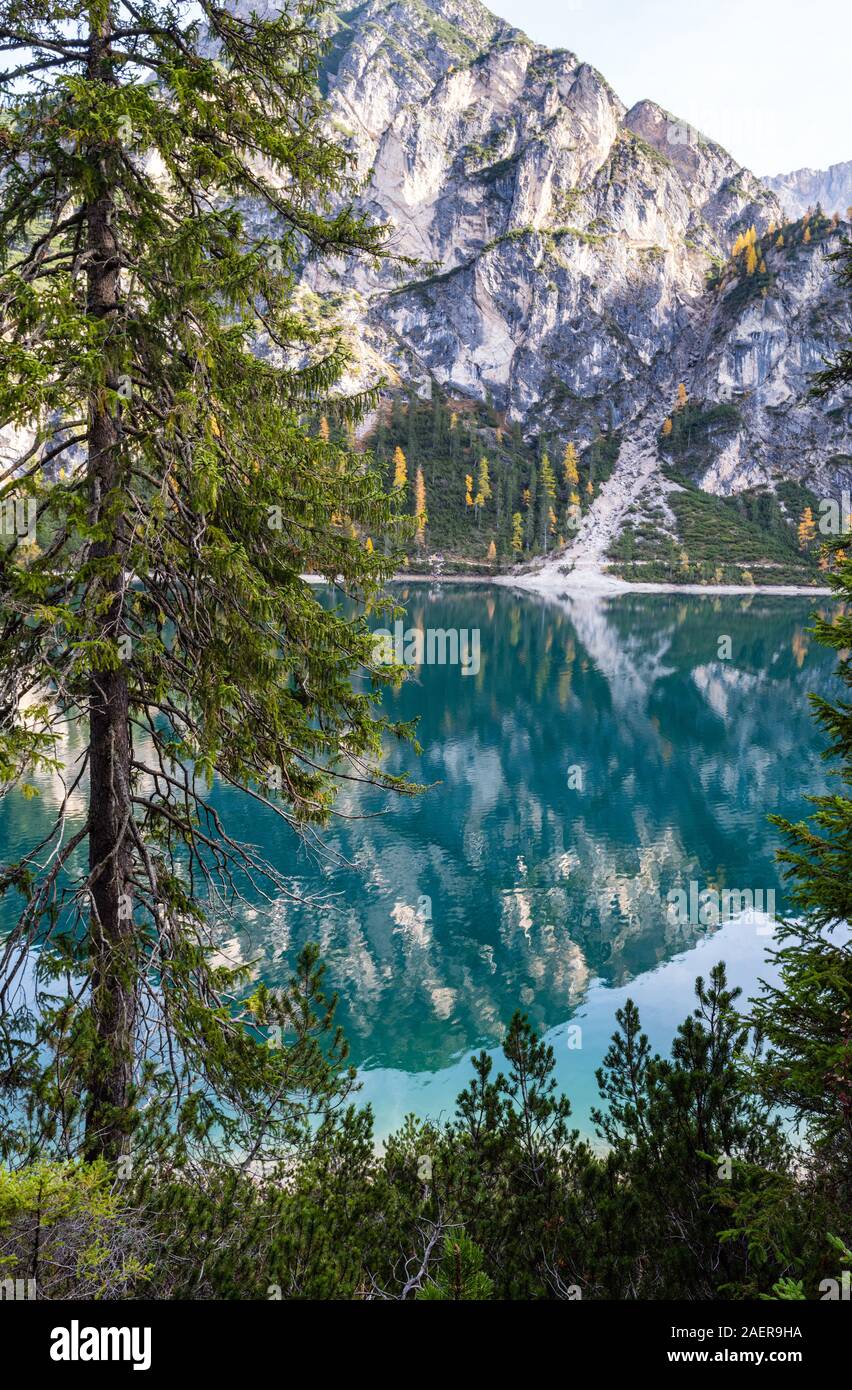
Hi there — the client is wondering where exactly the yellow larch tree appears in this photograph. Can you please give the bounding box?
[414,466,427,548]
[797,506,816,549]
[474,456,492,520]
[562,441,579,489]
[540,452,556,505]
[540,452,557,551]
[392,445,407,489]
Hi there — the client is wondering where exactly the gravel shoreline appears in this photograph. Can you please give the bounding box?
[302,572,833,596]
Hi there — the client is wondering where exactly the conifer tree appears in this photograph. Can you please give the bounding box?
[594,967,786,1299]
[493,471,504,528]
[511,512,523,554]
[539,453,556,553]
[798,506,817,549]
[414,465,427,549]
[449,411,461,465]
[476,455,491,506]
[431,392,443,451]
[0,0,412,1166]
[524,465,538,551]
[756,483,852,1174]
[415,1234,493,1301]
[562,442,579,490]
[392,445,408,490]
[473,455,491,524]
[406,391,417,457]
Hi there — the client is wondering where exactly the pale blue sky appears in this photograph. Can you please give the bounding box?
[493,0,850,175]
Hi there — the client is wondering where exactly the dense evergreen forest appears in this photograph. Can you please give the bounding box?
[304,390,829,583]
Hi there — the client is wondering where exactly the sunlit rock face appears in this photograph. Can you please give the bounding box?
[233,0,851,497]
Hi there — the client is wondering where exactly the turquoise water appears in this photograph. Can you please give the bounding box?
[0,586,838,1139]
[208,585,837,1135]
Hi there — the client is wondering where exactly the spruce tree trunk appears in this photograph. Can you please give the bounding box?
[83,5,135,1163]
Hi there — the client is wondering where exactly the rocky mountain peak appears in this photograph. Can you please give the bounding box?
[303,0,851,564]
[321,0,522,172]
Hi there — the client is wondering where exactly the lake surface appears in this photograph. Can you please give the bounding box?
[211,585,838,1136]
[0,586,838,1139]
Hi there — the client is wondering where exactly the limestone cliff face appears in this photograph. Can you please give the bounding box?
[298,0,850,510]
[690,226,852,496]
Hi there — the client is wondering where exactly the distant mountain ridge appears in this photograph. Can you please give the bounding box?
[762,160,852,221]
